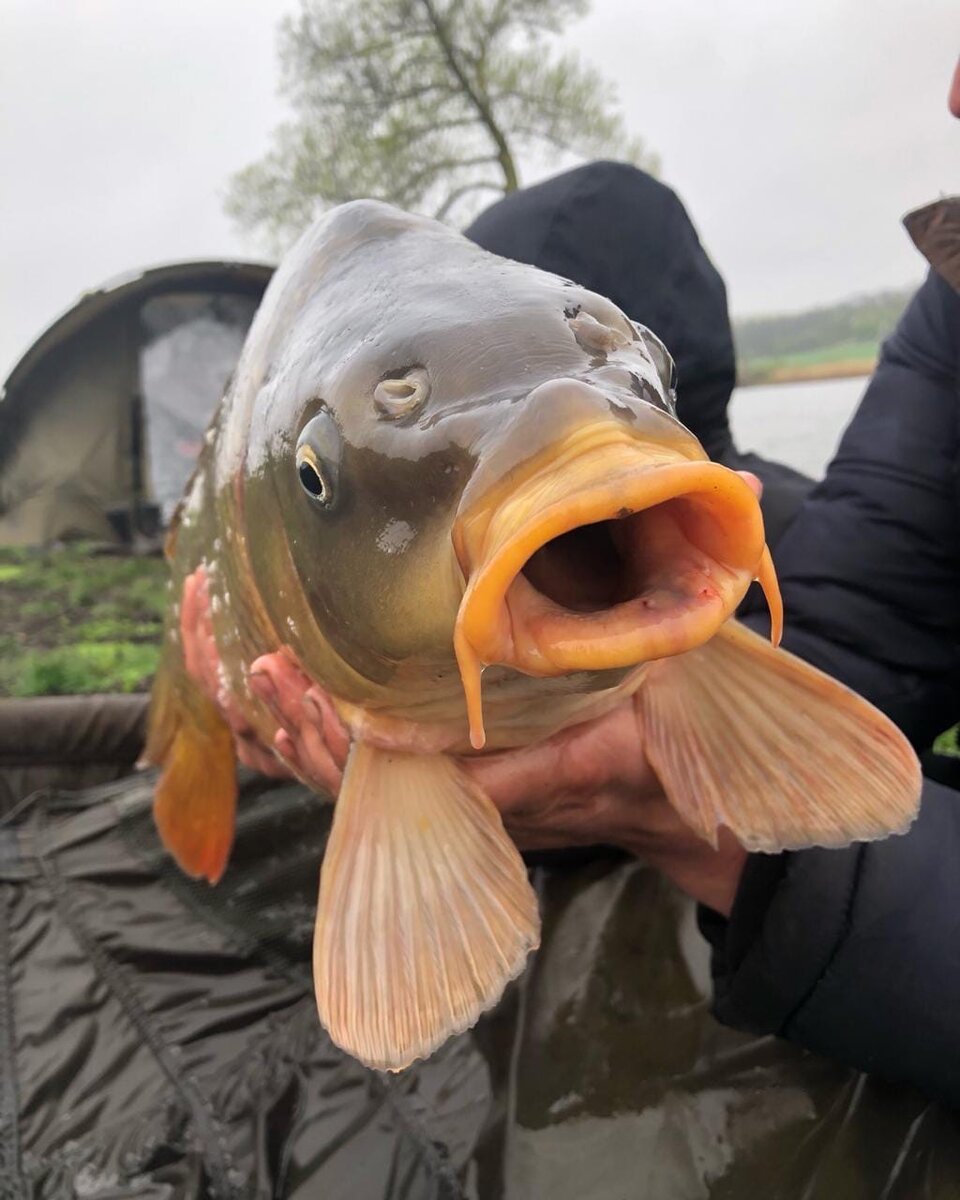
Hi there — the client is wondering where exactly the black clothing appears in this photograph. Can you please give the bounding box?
[472,170,960,1105]
[711,267,960,1106]
[3,771,959,1199]
[466,160,814,544]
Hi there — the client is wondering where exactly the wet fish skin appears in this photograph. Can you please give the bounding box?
[146,201,921,1072]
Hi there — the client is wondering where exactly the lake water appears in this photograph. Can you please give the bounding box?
[729,376,866,479]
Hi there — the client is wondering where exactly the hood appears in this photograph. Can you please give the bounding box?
[465,161,736,461]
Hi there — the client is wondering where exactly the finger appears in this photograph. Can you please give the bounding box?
[249,652,312,734]
[274,728,307,772]
[180,570,204,681]
[236,734,296,779]
[737,470,763,500]
[296,713,344,795]
[305,688,351,767]
[181,567,225,704]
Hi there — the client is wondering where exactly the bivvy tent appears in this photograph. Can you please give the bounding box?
[0,260,273,546]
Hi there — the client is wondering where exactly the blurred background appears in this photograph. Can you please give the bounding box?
[0,0,957,697]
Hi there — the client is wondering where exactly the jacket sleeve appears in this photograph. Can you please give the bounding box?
[706,269,960,1104]
[701,781,960,1108]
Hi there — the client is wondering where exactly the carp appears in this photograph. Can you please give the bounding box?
[145,201,920,1072]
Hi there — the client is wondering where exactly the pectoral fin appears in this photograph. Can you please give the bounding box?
[145,659,237,884]
[313,741,540,1071]
[639,620,921,852]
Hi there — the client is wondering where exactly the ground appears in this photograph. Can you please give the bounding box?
[0,544,168,697]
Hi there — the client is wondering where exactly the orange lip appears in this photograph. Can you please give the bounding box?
[453,435,781,748]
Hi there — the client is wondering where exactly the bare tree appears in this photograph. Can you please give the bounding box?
[225,0,656,247]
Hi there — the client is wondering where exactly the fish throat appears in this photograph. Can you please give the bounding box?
[521,502,721,612]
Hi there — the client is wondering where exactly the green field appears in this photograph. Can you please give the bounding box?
[733,287,913,387]
[0,544,168,697]
[737,339,879,386]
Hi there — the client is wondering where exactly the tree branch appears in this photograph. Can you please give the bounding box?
[399,154,501,197]
[434,179,503,220]
[417,0,519,191]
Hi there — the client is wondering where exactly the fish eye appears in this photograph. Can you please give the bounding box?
[374,367,430,420]
[295,408,341,508]
[296,445,331,504]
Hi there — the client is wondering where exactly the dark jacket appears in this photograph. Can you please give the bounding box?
[707,266,960,1107]
[466,160,813,544]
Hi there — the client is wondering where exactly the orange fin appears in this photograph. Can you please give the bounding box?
[146,659,237,885]
[639,620,921,852]
[313,741,540,1071]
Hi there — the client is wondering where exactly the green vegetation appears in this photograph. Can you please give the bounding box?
[734,288,914,386]
[226,0,655,246]
[0,545,168,697]
[934,725,960,759]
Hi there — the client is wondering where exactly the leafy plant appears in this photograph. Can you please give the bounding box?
[226,0,655,245]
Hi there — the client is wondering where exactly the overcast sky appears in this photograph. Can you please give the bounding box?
[2,0,957,378]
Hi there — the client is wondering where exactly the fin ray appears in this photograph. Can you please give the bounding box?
[639,620,921,852]
[313,741,540,1071]
[147,654,237,884]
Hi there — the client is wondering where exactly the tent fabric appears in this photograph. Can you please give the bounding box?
[0,770,958,1198]
[0,262,272,547]
[0,694,148,815]
[139,292,262,521]
[0,311,139,545]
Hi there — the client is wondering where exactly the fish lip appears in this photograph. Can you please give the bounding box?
[454,458,768,679]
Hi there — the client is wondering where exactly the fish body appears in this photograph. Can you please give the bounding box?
[147,201,920,1071]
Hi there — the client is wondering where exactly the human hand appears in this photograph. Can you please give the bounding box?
[229,654,746,915]
[179,566,294,779]
[461,701,747,915]
[179,566,345,785]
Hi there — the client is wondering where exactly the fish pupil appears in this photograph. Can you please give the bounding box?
[299,460,326,500]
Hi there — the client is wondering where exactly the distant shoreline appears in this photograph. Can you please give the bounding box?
[736,358,876,388]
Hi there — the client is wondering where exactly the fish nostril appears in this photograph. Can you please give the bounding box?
[568,311,630,355]
[374,367,430,419]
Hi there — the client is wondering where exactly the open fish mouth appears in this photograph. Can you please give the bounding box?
[453,432,782,747]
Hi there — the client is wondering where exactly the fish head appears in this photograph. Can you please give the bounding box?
[235,201,776,742]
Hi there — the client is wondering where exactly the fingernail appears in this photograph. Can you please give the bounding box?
[249,672,275,702]
[303,691,325,727]
[274,730,301,770]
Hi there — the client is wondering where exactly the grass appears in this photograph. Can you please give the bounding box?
[0,544,168,697]
[934,725,960,759]
[738,339,879,386]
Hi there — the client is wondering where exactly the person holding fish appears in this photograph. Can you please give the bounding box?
[154,56,959,1105]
